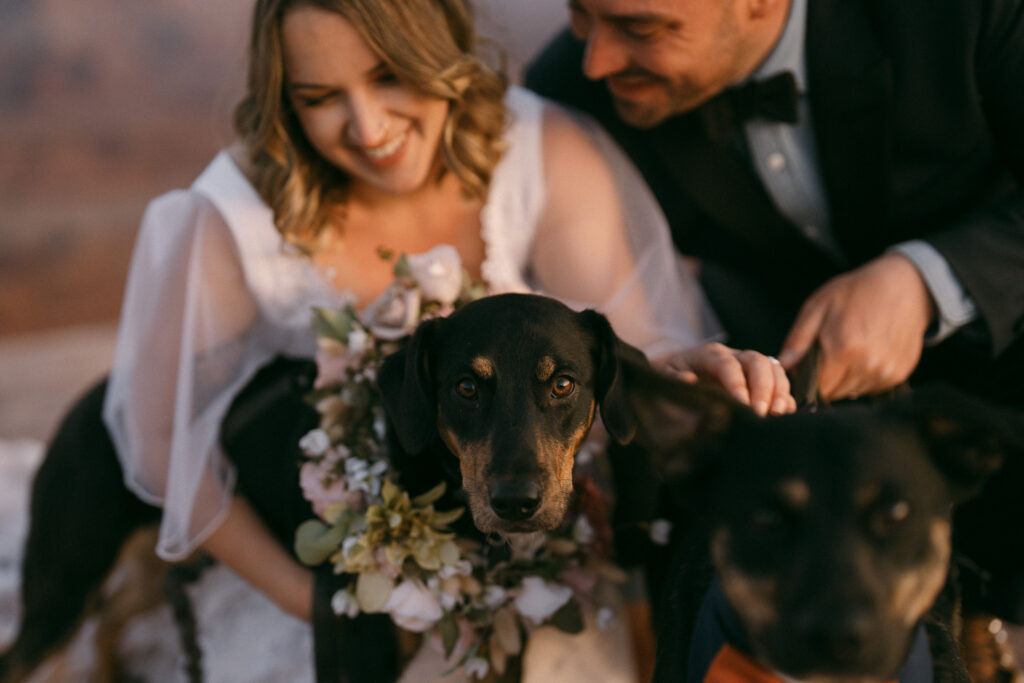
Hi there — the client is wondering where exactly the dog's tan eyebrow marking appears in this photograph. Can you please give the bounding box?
[471,356,494,379]
[535,356,556,381]
[855,483,882,507]
[777,479,810,509]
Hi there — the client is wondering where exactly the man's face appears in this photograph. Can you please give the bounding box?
[568,0,758,128]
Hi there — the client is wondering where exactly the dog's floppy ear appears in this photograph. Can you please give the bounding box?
[581,309,741,455]
[893,385,1024,500]
[376,318,439,454]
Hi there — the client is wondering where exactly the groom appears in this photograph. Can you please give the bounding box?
[526,0,1024,628]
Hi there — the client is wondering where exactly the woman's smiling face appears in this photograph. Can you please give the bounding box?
[281,5,450,197]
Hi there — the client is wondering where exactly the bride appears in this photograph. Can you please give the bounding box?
[5,0,795,680]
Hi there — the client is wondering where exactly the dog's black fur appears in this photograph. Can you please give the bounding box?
[605,362,1024,683]
[1,293,652,683]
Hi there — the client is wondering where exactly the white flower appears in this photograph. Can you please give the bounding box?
[407,245,463,305]
[597,606,616,630]
[513,577,573,623]
[345,457,389,496]
[372,412,387,439]
[299,429,331,456]
[382,580,443,632]
[481,585,508,609]
[573,515,595,544]
[331,589,361,618]
[342,535,360,558]
[649,518,673,546]
[438,559,473,579]
[347,327,369,355]
[364,284,422,340]
[464,657,490,680]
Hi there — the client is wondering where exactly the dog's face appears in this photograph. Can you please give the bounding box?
[377,293,641,535]
[627,377,1021,683]
[704,411,966,682]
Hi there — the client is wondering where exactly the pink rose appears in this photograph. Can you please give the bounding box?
[299,459,363,519]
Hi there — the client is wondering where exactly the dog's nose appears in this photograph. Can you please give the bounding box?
[489,481,541,522]
[797,610,873,664]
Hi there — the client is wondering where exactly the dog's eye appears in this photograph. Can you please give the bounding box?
[456,378,477,399]
[551,376,575,398]
[868,499,912,537]
[750,505,784,532]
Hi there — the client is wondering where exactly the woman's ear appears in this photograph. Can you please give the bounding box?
[377,319,440,454]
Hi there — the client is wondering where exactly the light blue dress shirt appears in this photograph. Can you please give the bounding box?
[740,0,977,342]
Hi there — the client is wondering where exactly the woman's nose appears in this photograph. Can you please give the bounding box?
[344,93,389,147]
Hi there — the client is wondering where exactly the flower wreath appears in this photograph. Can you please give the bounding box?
[294,246,670,679]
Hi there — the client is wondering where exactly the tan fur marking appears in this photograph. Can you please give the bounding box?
[711,529,778,630]
[471,356,494,379]
[535,356,556,382]
[854,483,882,507]
[889,519,951,626]
[777,479,810,509]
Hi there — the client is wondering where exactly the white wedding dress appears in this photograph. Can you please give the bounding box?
[3,86,719,682]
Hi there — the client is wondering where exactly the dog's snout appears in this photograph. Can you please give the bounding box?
[489,480,542,522]
[796,609,873,665]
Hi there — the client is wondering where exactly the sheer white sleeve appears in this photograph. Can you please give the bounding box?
[103,191,286,560]
[483,87,721,359]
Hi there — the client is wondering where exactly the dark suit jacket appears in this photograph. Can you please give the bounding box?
[526,0,1024,404]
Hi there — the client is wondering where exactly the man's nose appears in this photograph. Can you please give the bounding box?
[582,26,629,81]
[345,93,389,147]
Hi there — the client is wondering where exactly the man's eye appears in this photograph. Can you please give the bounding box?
[621,23,662,41]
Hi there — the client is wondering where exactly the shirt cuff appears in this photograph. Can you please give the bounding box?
[887,240,977,344]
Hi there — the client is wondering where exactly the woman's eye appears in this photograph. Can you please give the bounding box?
[374,70,400,86]
[295,93,331,108]
[456,379,477,399]
[551,376,575,398]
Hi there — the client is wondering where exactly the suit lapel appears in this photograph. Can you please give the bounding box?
[806,0,893,263]
[643,111,821,257]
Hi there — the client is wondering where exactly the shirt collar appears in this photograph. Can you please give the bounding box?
[749,0,808,92]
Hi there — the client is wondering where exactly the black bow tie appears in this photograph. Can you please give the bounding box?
[699,71,799,141]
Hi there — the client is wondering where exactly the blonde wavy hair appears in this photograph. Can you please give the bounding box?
[234,0,508,247]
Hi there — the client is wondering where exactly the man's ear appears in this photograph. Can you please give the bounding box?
[892,385,1024,501]
[376,318,440,454]
[581,309,743,458]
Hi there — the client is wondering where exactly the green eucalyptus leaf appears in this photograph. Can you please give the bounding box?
[439,612,459,659]
[355,572,394,613]
[393,254,412,278]
[411,481,447,507]
[312,305,358,341]
[294,518,347,566]
[430,507,464,529]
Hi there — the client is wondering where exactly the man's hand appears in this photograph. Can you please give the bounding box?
[663,343,797,416]
[778,253,935,401]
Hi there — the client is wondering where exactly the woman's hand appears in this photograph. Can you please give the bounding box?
[661,343,797,416]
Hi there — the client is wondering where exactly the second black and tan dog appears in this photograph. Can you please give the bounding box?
[608,362,1024,682]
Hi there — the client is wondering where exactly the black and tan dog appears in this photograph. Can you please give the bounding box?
[1,293,653,683]
[607,362,1024,682]
[377,292,645,537]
